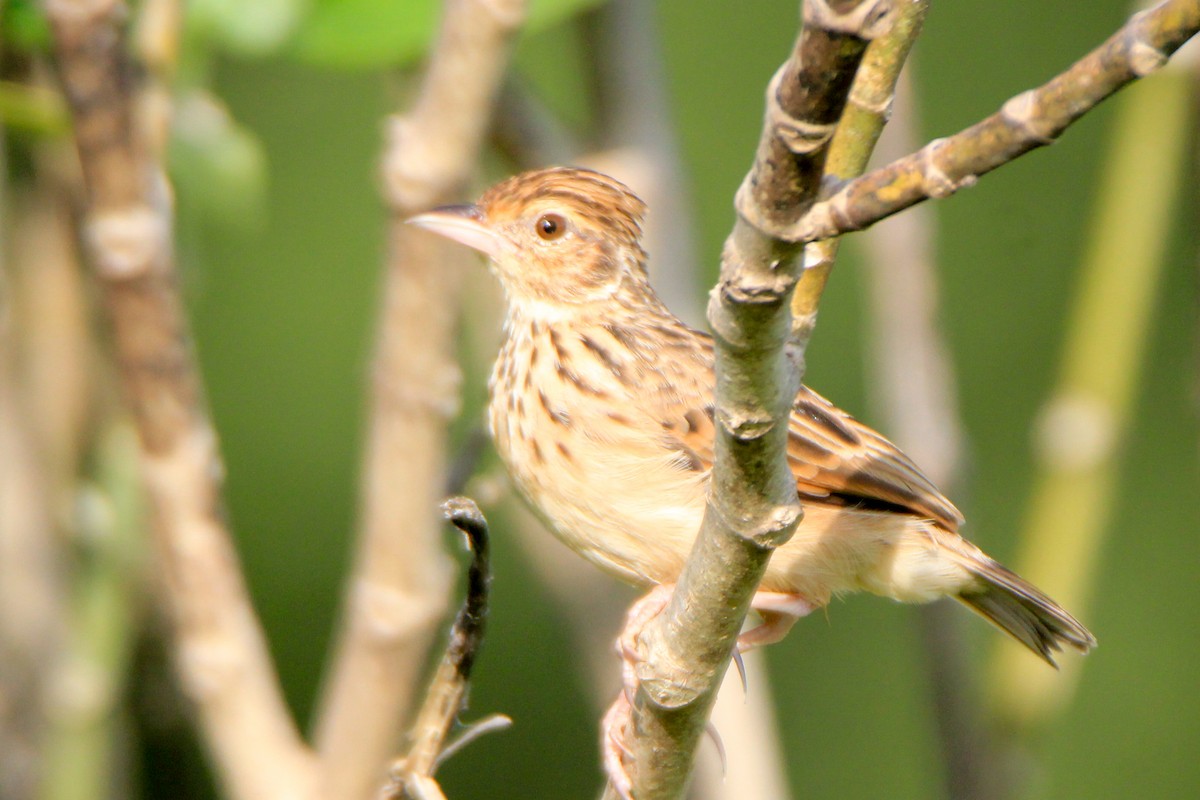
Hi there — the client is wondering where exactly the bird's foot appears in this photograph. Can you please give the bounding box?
[741,591,816,651]
[601,586,813,796]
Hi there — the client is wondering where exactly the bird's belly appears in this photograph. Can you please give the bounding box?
[492,414,704,586]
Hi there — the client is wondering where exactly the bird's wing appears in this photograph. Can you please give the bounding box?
[658,336,963,530]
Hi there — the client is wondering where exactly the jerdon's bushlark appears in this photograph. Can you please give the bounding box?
[410,167,1095,666]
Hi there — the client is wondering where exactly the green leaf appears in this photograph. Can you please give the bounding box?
[287,0,608,70]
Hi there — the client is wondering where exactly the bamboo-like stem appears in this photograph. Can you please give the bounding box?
[988,45,1194,731]
[43,3,314,798]
[860,75,1004,800]
[607,2,892,797]
[792,0,1200,244]
[791,0,926,335]
[312,2,525,797]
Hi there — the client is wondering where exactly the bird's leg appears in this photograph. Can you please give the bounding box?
[601,586,813,797]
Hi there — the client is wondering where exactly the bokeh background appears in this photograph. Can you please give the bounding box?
[4,0,1198,798]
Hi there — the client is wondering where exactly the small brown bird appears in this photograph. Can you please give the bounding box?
[410,167,1095,665]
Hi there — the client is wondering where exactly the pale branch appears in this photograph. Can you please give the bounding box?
[44,2,314,799]
[312,1,525,797]
[379,498,508,800]
[860,75,1002,800]
[792,0,1200,244]
[610,2,891,798]
[583,0,702,326]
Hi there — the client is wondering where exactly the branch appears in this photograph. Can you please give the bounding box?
[379,498,509,800]
[611,2,892,797]
[312,1,525,797]
[791,0,926,336]
[793,0,1200,243]
[44,2,314,798]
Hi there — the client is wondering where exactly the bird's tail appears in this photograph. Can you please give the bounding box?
[951,553,1096,666]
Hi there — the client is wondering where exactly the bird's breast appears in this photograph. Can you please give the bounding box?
[487,318,709,586]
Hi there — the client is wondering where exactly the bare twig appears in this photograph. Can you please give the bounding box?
[44,3,313,798]
[793,0,1200,244]
[379,498,507,800]
[313,1,525,796]
[610,2,891,797]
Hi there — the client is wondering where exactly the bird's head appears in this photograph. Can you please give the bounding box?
[408,167,650,310]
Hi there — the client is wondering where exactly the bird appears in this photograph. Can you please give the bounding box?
[409,166,1096,666]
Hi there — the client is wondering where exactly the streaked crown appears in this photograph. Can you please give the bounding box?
[477,168,651,307]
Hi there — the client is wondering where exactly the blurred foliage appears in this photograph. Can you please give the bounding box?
[286,0,606,69]
[3,1,1198,799]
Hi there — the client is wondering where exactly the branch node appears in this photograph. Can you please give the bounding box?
[768,67,837,154]
[84,204,168,279]
[717,409,777,441]
[920,138,974,198]
[351,579,449,645]
[1000,90,1056,144]
[382,116,450,212]
[803,0,895,40]
[1128,30,1166,76]
[708,489,802,550]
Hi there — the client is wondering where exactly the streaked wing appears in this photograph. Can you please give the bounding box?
[786,386,963,528]
[658,334,963,531]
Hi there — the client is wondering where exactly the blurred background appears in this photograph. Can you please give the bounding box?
[2,0,1197,798]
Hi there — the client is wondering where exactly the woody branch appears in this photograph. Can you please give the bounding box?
[312,1,526,798]
[43,1,313,798]
[792,0,1200,244]
[608,1,891,798]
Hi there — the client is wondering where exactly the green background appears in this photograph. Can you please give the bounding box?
[157,1,1200,797]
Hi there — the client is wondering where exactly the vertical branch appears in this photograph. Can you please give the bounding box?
[583,0,702,325]
[791,0,927,335]
[989,41,1195,731]
[44,3,314,798]
[615,2,892,797]
[312,2,525,797]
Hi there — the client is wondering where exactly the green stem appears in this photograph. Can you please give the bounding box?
[988,55,1193,731]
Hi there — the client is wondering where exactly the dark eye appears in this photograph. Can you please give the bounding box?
[535,213,567,241]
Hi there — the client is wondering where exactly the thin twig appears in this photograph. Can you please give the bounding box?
[610,2,891,797]
[313,1,525,797]
[379,497,507,800]
[792,0,1200,244]
[44,2,314,798]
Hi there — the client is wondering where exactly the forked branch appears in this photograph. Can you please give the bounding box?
[793,0,1200,244]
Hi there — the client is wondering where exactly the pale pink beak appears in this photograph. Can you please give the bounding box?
[406,204,502,259]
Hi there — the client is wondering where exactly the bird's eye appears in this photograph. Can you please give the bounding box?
[535,213,567,241]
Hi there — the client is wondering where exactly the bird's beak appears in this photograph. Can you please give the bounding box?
[406,204,501,260]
